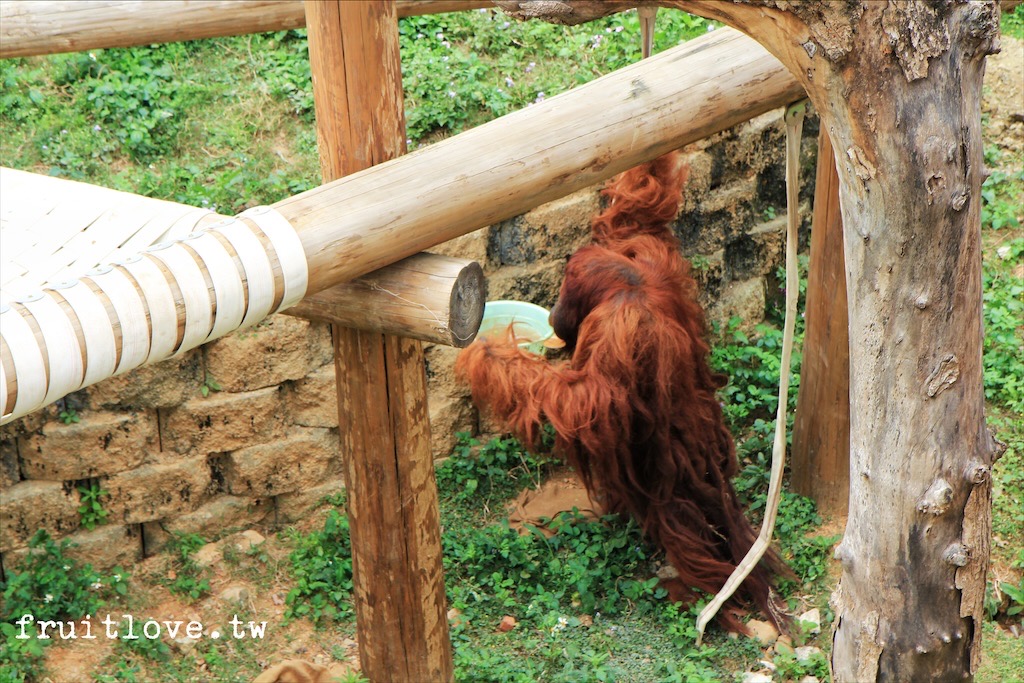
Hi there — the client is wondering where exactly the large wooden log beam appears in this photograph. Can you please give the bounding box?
[0,0,491,59]
[273,26,804,295]
[285,253,484,348]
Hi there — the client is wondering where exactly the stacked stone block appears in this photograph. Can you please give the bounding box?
[0,316,341,573]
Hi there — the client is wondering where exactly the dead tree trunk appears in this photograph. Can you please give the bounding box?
[495,1,1003,679]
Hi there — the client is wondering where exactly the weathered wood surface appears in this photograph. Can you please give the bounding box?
[0,0,491,58]
[790,128,850,518]
[497,1,1002,680]
[306,1,453,681]
[286,252,484,348]
[275,26,804,295]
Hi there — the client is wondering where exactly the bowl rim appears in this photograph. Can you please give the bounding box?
[480,300,554,347]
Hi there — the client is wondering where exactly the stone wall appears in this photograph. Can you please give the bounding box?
[0,315,345,574]
[0,107,819,575]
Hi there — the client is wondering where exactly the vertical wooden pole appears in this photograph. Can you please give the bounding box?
[304,2,453,681]
[790,128,850,517]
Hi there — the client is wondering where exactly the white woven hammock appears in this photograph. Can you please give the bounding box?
[0,168,308,424]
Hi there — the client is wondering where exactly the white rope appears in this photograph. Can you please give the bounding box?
[0,347,7,420]
[238,206,308,313]
[213,217,276,330]
[116,254,178,363]
[184,230,246,342]
[86,265,152,375]
[145,241,214,356]
[696,99,807,644]
[1,302,47,418]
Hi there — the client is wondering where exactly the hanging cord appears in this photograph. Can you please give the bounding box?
[696,99,808,645]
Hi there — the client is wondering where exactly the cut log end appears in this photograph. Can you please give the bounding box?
[448,261,485,348]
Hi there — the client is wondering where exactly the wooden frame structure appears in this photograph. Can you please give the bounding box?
[0,1,864,680]
[1,17,804,422]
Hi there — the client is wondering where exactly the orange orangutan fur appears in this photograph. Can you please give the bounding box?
[456,153,787,633]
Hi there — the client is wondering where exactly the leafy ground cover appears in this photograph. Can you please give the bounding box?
[1,6,1022,682]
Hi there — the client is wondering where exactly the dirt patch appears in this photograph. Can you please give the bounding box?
[507,470,604,536]
[984,35,1024,159]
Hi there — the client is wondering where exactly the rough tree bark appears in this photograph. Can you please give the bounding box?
[495,2,1004,680]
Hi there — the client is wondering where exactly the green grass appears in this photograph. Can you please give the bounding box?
[981,172,1024,415]
[284,506,355,625]
[162,533,212,601]
[977,621,1024,683]
[980,143,1024,581]
[0,9,716,210]
[1001,4,1024,40]
[0,37,320,212]
[978,71,1024,674]
[275,430,825,682]
[0,531,130,682]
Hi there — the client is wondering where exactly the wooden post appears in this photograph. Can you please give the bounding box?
[790,127,850,518]
[305,1,453,681]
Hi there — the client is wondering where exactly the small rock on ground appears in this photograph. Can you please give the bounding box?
[447,608,468,629]
[171,636,199,655]
[774,634,794,656]
[192,542,221,569]
[746,618,780,645]
[219,585,250,605]
[796,645,824,663]
[798,608,822,635]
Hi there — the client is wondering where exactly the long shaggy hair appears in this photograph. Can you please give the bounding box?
[456,153,787,633]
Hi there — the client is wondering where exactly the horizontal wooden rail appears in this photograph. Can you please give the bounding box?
[0,0,491,58]
[275,26,805,294]
[285,253,484,347]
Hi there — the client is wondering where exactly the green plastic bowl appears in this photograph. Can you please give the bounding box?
[479,300,554,354]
